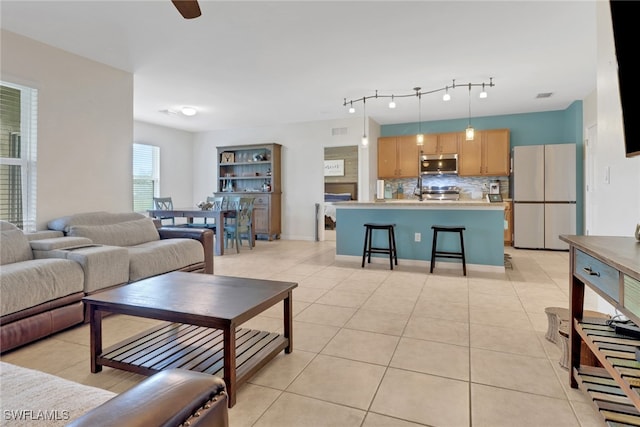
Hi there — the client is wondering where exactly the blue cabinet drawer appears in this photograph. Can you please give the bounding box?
[575,249,620,302]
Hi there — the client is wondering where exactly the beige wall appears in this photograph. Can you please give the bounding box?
[193,117,376,241]
[1,30,134,229]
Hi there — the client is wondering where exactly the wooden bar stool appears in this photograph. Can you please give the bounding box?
[430,225,466,276]
[362,223,398,270]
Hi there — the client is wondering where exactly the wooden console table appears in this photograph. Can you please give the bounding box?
[560,235,640,425]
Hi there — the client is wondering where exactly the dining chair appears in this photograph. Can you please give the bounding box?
[224,197,254,253]
[222,196,241,236]
[152,197,176,226]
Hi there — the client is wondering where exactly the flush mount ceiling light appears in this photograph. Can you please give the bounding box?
[343,78,494,140]
[181,106,198,116]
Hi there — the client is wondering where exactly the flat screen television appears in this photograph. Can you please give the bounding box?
[609,0,639,157]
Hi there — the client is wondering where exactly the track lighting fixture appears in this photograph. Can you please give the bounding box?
[343,78,493,141]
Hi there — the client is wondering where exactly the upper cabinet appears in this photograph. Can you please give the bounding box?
[379,129,510,178]
[459,129,510,176]
[378,136,419,178]
[421,132,460,155]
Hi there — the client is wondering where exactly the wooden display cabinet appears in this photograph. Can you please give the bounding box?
[215,143,281,240]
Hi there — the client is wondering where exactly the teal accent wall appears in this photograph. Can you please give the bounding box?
[380,102,584,233]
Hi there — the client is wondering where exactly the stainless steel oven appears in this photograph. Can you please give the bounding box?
[420,153,458,175]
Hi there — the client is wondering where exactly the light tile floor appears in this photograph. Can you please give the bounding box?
[1,240,607,427]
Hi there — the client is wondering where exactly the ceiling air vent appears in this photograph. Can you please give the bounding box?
[331,127,348,136]
[536,92,553,99]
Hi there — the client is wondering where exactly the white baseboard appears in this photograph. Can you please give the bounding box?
[335,254,505,274]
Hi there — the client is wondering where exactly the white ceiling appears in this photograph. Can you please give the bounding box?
[0,0,597,133]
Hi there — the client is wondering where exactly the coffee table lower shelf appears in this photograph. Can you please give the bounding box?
[97,322,288,383]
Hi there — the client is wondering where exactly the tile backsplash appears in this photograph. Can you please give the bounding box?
[386,175,510,200]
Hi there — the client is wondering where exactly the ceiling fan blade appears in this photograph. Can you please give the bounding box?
[171,0,201,19]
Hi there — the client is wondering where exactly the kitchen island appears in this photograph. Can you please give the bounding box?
[335,200,505,271]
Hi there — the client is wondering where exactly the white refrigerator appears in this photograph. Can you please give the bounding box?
[513,144,576,250]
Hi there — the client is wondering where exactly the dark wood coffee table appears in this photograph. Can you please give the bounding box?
[83,271,297,407]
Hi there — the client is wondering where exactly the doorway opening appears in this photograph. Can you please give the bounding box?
[323,146,358,241]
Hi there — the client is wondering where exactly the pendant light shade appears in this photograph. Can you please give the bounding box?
[465,83,474,141]
[465,126,475,141]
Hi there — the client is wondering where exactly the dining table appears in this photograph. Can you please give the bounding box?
[148,207,241,256]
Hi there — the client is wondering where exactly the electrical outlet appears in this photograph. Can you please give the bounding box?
[414,232,421,242]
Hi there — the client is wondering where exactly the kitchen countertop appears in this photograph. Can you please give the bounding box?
[334,200,503,209]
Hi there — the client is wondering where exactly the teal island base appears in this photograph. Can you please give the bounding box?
[335,201,505,273]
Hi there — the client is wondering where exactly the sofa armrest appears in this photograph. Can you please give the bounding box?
[67,369,228,427]
[29,236,94,251]
[25,230,64,240]
[158,227,214,274]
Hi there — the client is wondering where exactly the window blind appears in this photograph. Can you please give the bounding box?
[132,143,159,212]
[0,83,37,231]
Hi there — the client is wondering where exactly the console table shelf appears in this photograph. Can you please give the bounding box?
[573,365,640,426]
[561,235,640,426]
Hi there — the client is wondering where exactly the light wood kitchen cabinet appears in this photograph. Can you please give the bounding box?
[422,132,460,155]
[377,135,419,178]
[504,201,513,246]
[458,129,510,176]
[215,143,281,240]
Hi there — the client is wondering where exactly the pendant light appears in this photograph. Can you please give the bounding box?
[361,98,368,147]
[465,83,475,141]
[415,87,424,146]
[442,86,451,101]
[388,95,396,109]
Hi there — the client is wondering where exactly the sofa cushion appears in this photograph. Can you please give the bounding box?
[67,218,160,247]
[127,239,204,282]
[0,362,115,427]
[0,259,84,316]
[0,223,33,265]
[48,211,146,232]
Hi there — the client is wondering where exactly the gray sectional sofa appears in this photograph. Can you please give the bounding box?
[0,212,214,353]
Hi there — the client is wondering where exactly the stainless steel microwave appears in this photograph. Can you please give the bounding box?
[420,153,458,175]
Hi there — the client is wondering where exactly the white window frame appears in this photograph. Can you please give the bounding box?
[0,81,38,232]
